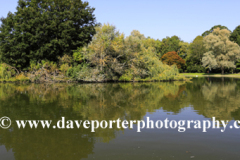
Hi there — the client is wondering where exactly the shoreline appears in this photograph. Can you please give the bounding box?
[180,73,240,78]
[0,78,190,84]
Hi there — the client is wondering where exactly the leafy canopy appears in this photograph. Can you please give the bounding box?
[202,25,230,37]
[202,28,240,74]
[230,25,240,46]
[159,36,181,57]
[161,51,186,69]
[0,0,96,70]
[184,36,206,73]
[177,41,189,59]
[75,25,179,82]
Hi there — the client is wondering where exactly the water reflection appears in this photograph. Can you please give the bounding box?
[186,78,240,120]
[0,78,239,159]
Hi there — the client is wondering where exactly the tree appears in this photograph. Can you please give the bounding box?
[159,36,181,57]
[78,24,126,81]
[188,36,206,61]
[142,38,162,55]
[121,30,178,81]
[76,27,179,82]
[202,28,240,74]
[130,30,146,40]
[230,25,240,46]
[161,51,185,69]
[202,25,230,37]
[177,41,189,59]
[236,59,240,72]
[0,0,96,70]
[185,36,207,73]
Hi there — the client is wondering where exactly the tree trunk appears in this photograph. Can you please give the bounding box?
[221,67,224,75]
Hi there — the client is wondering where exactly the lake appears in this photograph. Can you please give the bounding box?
[0,77,240,160]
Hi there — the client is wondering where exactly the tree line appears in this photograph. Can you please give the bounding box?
[0,0,240,82]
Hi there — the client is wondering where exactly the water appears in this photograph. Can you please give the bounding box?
[0,78,240,160]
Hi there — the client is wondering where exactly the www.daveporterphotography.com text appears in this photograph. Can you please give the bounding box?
[1,116,240,133]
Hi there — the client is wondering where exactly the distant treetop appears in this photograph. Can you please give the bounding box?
[202,25,231,37]
[230,25,240,46]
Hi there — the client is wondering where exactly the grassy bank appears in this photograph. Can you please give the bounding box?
[180,73,240,78]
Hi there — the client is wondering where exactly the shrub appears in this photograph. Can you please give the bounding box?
[66,64,84,79]
[60,64,71,75]
[15,73,29,82]
[58,55,73,66]
[0,63,17,79]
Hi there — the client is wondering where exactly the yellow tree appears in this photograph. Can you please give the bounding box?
[202,28,240,74]
[80,24,126,81]
[88,24,116,71]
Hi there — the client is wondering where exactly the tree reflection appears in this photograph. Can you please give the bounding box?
[0,78,240,159]
[189,78,239,120]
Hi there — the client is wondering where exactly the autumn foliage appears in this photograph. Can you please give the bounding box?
[161,51,186,69]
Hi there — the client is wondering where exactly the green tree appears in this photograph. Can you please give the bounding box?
[185,36,207,73]
[236,59,240,72]
[121,31,179,81]
[75,27,179,82]
[142,38,162,55]
[230,25,240,46]
[188,36,206,61]
[202,28,240,74]
[202,25,230,37]
[130,30,146,40]
[0,0,96,70]
[177,41,189,59]
[159,36,181,57]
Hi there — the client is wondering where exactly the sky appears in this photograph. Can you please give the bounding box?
[1,0,240,42]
